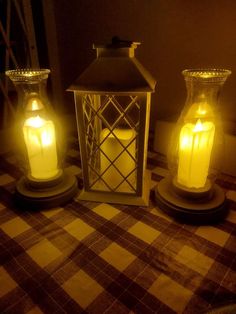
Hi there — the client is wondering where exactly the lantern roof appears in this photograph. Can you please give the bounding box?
[68,37,156,93]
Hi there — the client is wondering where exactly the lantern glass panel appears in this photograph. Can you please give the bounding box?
[81,93,142,193]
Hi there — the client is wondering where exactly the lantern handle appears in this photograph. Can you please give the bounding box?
[93,36,140,49]
[111,36,140,48]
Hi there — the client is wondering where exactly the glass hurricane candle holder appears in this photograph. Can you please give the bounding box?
[6,69,78,209]
[68,38,156,206]
[155,69,231,223]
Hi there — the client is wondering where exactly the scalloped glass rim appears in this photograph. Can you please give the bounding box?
[5,69,50,81]
[182,68,231,80]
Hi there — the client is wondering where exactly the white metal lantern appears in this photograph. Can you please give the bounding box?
[69,38,156,206]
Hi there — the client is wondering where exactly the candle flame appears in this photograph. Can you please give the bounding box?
[26,96,44,112]
[196,105,207,115]
[193,119,203,132]
[32,99,41,111]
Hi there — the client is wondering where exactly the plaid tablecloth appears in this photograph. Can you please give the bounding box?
[0,137,236,314]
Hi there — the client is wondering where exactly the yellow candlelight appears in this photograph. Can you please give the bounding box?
[100,128,136,190]
[177,119,215,188]
[23,115,59,179]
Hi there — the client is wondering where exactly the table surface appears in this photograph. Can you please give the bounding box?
[0,137,236,314]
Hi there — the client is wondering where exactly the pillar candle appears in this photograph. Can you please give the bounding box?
[23,115,59,179]
[100,128,136,191]
[177,119,215,188]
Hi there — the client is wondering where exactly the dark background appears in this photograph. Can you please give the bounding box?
[2,0,236,132]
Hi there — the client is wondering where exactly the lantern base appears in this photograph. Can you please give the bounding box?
[155,177,228,224]
[76,171,151,206]
[15,169,78,210]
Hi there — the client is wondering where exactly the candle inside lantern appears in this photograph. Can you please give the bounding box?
[100,128,136,190]
[23,115,59,179]
[177,119,215,188]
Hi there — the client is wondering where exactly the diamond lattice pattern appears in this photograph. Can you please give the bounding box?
[82,94,140,193]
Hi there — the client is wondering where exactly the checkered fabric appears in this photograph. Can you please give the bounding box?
[0,136,236,313]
